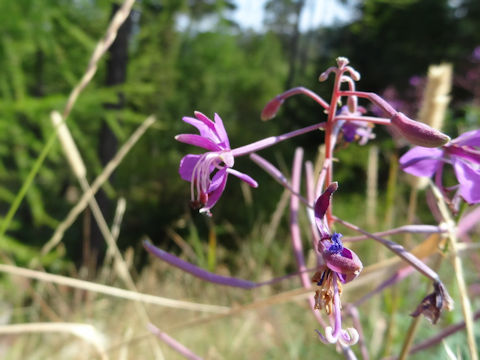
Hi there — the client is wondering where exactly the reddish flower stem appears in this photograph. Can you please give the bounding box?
[324,67,344,226]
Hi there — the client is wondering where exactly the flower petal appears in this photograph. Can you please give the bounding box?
[213,113,230,148]
[447,146,480,163]
[453,158,480,204]
[193,111,216,130]
[182,116,219,141]
[178,154,201,181]
[204,168,228,210]
[226,168,258,188]
[452,129,480,147]
[314,183,338,237]
[324,247,363,283]
[399,147,443,177]
[175,134,222,151]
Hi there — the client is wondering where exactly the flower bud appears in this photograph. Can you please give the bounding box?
[261,96,284,121]
[391,112,450,147]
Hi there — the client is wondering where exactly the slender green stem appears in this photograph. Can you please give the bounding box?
[0,131,57,239]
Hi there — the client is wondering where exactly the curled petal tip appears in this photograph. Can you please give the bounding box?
[261,96,284,121]
[391,112,450,147]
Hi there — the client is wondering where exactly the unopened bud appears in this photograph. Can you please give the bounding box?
[391,112,450,147]
[336,57,349,68]
[261,96,284,121]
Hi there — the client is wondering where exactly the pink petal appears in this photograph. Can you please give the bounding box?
[213,113,230,148]
[175,134,221,151]
[447,146,480,163]
[182,116,219,142]
[178,154,201,181]
[452,129,480,147]
[324,247,363,284]
[205,168,228,209]
[226,168,258,187]
[191,111,216,132]
[453,159,480,204]
[399,147,443,177]
[314,183,338,237]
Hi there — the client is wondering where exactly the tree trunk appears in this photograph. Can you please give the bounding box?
[85,3,132,269]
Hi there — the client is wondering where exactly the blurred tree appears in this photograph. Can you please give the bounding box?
[264,0,306,88]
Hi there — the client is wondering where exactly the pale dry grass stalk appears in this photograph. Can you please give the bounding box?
[104,197,127,265]
[399,65,452,356]
[430,183,478,360]
[42,115,156,255]
[418,64,452,131]
[49,110,166,358]
[263,188,290,247]
[0,322,108,360]
[111,198,127,244]
[61,0,136,121]
[0,263,229,313]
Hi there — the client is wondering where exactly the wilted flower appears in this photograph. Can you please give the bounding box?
[400,129,480,204]
[311,183,363,345]
[176,112,258,215]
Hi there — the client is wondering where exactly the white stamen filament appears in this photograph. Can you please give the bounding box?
[190,151,234,203]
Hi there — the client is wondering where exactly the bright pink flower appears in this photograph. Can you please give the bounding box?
[176,112,257,215]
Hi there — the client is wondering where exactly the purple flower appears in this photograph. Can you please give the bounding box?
[337,106,375,145]
[311,183,362,345]
[176,111,258,216]
[400,129,480,204]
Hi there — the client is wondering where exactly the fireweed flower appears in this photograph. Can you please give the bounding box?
[176,111,258,216]
[400,129,480,204]
[336,106,375,145]
[311,183,363,345]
